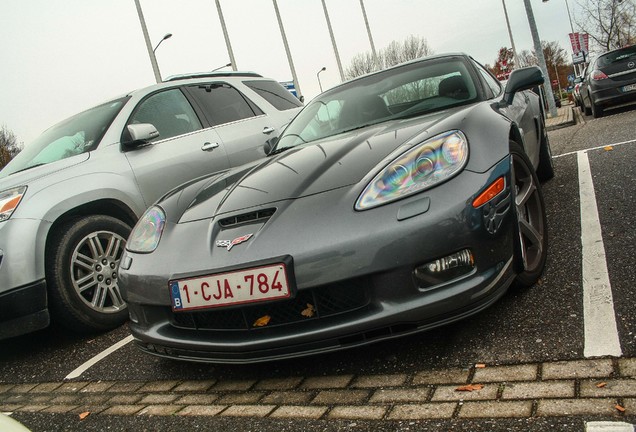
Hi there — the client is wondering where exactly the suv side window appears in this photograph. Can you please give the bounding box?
[128,89,202,141]
[186,84,263,126]
[243,80,303,111]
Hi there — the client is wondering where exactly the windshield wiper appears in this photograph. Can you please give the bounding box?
[268,146,294,156]
[9,163,46,176]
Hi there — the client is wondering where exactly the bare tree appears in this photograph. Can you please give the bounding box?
[517,49,538,68]
[0,125,22,170]
[345,35,434,79]
[575,0,636,51]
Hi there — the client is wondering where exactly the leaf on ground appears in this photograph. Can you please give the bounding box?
[455,384,484,392]
[596,382,607,388]
[253,315,271,327]
[615,404,626,412]
[604,146,614,151]
[475,363,486,369]
[79,411,90,420]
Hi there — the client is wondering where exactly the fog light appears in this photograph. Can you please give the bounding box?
[414,249,475,288]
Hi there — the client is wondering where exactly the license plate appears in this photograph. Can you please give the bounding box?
[170,263,291,311]
[621,84,636,93]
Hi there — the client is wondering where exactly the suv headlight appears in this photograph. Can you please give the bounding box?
[0,186,27,222]
[356,130,468,210]
[127,206,166,253]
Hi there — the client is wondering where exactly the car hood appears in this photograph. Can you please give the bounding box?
[175,108,469,223]
[0,153,90,189]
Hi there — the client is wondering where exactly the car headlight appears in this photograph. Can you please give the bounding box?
[356,130,468,210]
[127,206,166,253]
[0,186,27,222]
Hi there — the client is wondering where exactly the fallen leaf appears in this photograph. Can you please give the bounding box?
[79,411,90,420]
[253,315,271,327]
[596,382,607,388]
[475,363,486,369]
[301,303,315,318]
[604,146,614,151]
[456,384,484,392]
[615,404,626,412]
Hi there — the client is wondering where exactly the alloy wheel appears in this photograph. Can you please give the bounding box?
[69,230,127,313]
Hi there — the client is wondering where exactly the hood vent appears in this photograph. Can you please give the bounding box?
[218,208,276,228]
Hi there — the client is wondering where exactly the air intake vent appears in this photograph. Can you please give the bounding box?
[218,208,276,228]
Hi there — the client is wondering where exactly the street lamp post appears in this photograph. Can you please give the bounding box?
[501,0,519,66]
[134,0,163,83]
[523,0,558,117]
[272,0,302,99]
[321,0,344,82]
[317,67,326,92]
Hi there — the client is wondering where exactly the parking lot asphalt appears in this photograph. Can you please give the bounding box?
[3,103,636,431]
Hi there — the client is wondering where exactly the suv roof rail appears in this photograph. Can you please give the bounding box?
[164,71,263,82]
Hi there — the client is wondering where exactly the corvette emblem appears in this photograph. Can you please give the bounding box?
[216,233,253,251]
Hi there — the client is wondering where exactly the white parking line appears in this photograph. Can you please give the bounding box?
[553,138,636,159]
[586,421,634,432]
[577,151,622,358]
[64,335,134,380]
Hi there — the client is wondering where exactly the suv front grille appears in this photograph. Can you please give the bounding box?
[171,277,370,331]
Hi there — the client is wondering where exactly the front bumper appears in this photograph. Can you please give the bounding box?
[121,157,516,363]
[0,280,49,340]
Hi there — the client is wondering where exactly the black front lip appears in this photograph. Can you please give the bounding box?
[132,260,514,364]
[0,279,50,340]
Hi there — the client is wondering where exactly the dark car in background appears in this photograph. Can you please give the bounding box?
[580,45,636,117]
[119,53,554,364]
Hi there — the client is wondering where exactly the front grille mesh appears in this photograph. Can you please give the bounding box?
[171,277,369,331]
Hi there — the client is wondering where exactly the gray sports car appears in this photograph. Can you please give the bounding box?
[119,53,554,363]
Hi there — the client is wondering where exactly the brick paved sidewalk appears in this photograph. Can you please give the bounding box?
[1,358,635,421]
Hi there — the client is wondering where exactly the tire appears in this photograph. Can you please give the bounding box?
[510,141,548,288]
[591,100,604,118]
[584,94,592,116]
[536,121,555,182]
[46,215,131,333]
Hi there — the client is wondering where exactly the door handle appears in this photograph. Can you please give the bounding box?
[201,142,220,151]
[262,127,275,135]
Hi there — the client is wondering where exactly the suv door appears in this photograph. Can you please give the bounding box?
[123,87,231,207]
[184,83,279,167]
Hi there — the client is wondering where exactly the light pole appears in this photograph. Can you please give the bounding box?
[321,0,344,82]
[215,0,238,71]
[523,0,558,117]
[134,0,162,83]
[501,0,519,67]
[359,0,380,71]
[317,67,326,92]
[272,0,302,99]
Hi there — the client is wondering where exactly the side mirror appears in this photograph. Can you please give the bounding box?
[503,66,544,105]
[124,123,160,147]
[264,136,279,155]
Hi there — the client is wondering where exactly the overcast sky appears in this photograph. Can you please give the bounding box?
[1,0,584,146]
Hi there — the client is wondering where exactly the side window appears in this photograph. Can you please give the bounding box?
[243,80,303,111]
[474,62,502,98]
[128,89,202,141]
[187,84,263,126]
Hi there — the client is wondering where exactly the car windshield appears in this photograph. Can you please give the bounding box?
[273,57,478,152]
[598,45,636,66]
[0,97,129,178]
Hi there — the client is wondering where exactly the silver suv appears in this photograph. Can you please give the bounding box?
[0,72,302,339]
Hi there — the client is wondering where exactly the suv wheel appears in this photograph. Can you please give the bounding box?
[47,215,131,332]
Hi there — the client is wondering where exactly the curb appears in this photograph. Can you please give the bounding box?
[1,358,636,421]
[546,106,576,131]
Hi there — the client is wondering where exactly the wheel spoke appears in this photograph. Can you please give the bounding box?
[105,235,122,259]
[91,284,108,309]
[108,285,125,309]
[515,175,536,209]
[87,234,105,258]
[74,252,96,271]
[75,273,96,290]
[519,217,543,251]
